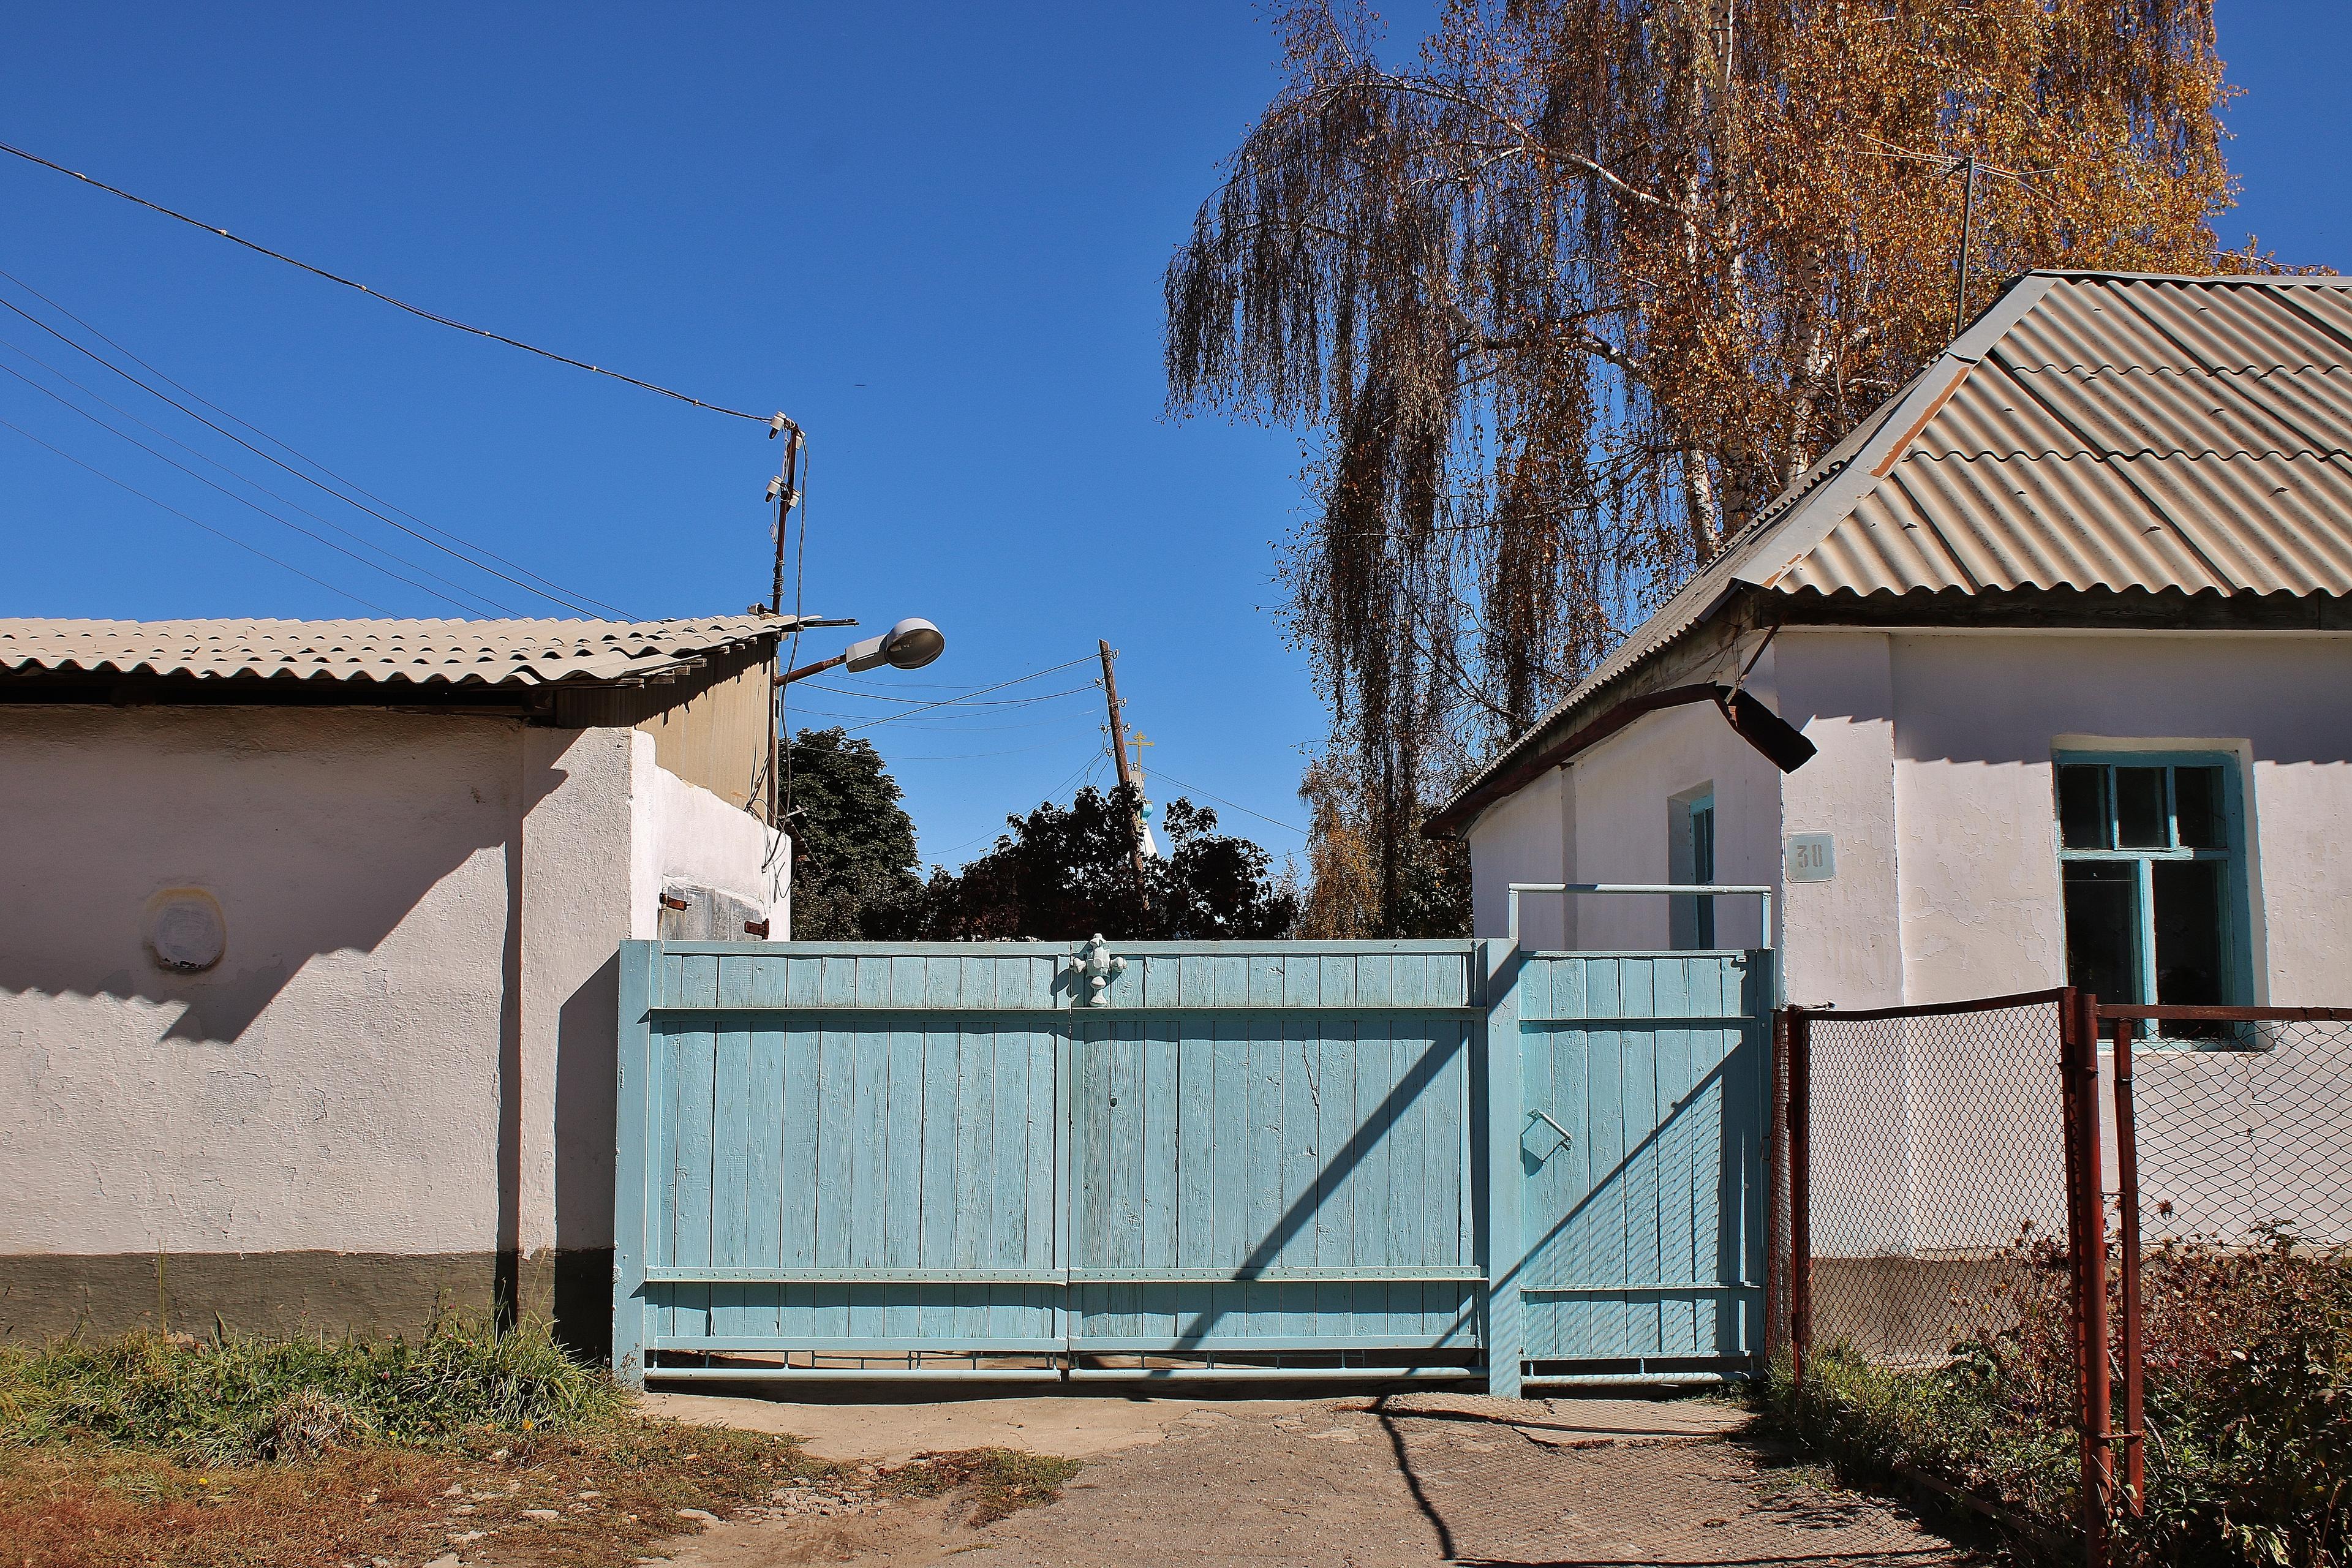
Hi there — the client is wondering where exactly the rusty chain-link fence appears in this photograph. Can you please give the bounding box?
[1788,991,2073,1370]
[1781,995,2352,1567]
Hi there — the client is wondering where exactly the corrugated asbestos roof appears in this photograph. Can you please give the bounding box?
[0,614,793,688]
[1438,271,2352,830]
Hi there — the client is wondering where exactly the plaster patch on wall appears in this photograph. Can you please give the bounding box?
[145,889,226,972]
[199,1070,271,1127]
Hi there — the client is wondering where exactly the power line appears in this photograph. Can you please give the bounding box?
[799,679,1098,709]
[840,658,1101,734]
[0,333,515,615]
[0,140,781,428]
[0,357,488,612]
[0,284,625,617]
[0,415,388,611]
[0,267,635,618]
[844,684,1099,733]
[1147,766,1308,837]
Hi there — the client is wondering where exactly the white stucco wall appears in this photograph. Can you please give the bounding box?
[630,737,790,941]
[0,707,519,1256]
[1471,625,2352,1006]
[1468,765,1567,949]
[1470,684,1780,953]
[0,709,787,1271]
[1885,631,2352,1006]
[1773,630,1905,1008]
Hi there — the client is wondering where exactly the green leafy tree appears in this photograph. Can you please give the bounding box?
[783,728,922,939]
[886,785,1298,941]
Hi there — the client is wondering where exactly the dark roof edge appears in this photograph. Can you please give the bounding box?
[1425,683,1731,839]
[1427,271,2089,835]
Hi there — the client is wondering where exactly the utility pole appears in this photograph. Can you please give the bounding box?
[1098,639,1150,897]
[1951,151,1979,341]
[766,423,805,614]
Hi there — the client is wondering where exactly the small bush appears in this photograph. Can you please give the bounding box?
[0,1318,622,1465]
[1768,1231,2352,1566]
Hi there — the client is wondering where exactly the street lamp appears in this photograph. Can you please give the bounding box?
[775,617,946,685]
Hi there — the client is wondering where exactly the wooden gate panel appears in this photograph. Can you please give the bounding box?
[1065,1009,1476,1353]
[616,938,1763,1389]
[1512,953,1770,1371]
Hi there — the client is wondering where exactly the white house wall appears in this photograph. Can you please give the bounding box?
[1886,630,2352,1005]
[1476,696,1780,952]
[1798,629,2352,1273]
[1468,765,1567,949]
[0,706,519,1335]
[0,708,785,1344]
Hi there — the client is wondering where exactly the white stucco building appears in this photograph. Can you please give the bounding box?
[0,614,797,1345]
[1434,271,2352,1012]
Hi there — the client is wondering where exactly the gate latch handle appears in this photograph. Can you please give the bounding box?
[1529,1109,1574,1152]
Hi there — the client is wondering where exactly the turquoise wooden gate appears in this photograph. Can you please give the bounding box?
[614,937,1770,1392]
[1486,951,1774,1387]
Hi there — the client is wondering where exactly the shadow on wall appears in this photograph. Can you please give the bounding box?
[1782,631,2352,767]
[553,952,619,1362]
[0,717,589,1346]
[0,750,566,1047]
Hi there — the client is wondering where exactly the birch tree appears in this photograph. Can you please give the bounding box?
[1166,0,2255,933]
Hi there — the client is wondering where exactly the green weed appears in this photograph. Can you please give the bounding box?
[0,1317,622,1465]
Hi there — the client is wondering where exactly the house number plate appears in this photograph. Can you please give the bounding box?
[1785,833,1836,883]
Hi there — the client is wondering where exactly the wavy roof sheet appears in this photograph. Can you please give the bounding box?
[1438,271,2352,831]
[0,614,794,688]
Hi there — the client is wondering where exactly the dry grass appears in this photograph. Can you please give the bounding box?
[0,1330,1080,1567]
[875,1447,1085,1528]
[2,1419,817,1568]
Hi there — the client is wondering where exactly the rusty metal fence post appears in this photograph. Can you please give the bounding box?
[2108,1014,2146,1517]
[1766,1008,1789,1361]
[1786,1005,1812,1389]
[2063,988,2113,1568]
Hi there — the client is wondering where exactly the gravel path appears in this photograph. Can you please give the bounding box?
[651,1393,1985,1567]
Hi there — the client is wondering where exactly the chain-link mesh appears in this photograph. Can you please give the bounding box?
[1804,997,2070,1366]
[2125,1016,2352,1250]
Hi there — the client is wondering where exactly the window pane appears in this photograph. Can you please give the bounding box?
[2115,767,2168,848]
[2174,766,2225,850]
[2064,862,2140,1003]
[2058,765,2109,849]
[2153,860,2228,1006]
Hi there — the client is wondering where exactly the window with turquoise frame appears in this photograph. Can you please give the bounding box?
[1670,788,1716,949]
[2054,753,2250,1024]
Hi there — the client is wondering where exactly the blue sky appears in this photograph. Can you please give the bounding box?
[4,4,2345,870]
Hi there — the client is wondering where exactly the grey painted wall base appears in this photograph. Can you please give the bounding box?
[0,1250,614,1358]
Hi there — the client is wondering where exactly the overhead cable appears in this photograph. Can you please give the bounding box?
[833,656,1101,734]
[0,358,489,612]
[845,679,1099,734]
[0,333,516,614]
[0,140,782,427]
[1147,767,1309,837]
[0,415,388,612]
[799,679,1098,709]
[0,267,634,617]
[0,287,623,617]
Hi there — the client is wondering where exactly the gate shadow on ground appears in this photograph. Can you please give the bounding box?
[1360,1396,1977,1567]
[1165,1028,1474,1350]
[1374,1396,1459,1560]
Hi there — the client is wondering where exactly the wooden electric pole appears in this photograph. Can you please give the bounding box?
[1951,151,1979,341]
[1098,639,1150,896]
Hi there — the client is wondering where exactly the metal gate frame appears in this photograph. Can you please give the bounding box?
[615,912,1773,1393]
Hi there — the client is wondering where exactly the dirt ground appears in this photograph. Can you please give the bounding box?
[635,1389,1987,1567]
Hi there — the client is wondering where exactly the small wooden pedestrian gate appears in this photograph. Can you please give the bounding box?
[615,937,1771,1393]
